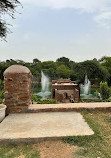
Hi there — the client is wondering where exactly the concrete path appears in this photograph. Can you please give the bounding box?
[28,102,111,113]
[0,112,94,144]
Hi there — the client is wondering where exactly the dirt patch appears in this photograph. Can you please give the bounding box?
[34,140,79,158]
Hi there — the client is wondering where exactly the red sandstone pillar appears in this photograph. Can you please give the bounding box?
[3,65,32,113]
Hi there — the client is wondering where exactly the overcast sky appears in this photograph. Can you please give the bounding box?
[1,0,111,62]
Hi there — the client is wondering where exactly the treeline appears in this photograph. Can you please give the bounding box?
[0,56,111,85]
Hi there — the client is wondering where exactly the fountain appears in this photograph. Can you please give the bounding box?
[37,71,51,99]
[81,74,91,95]
[80,74,94,99]
[80,74,101,99]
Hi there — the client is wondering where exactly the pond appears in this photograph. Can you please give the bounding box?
[80,86,100,99]
[32,83,52,99]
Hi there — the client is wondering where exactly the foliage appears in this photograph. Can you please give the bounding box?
[31,94,42,101]
[31,94,57,104]
[36,99,57,104]
[0,79,4,103]
[0,57,111,87]
[0,0,21,40]
[33,58,41,65]
[100,82,111,100]
[56,56,75,69]
[73,60,109,84]
[0,88,5,104]
[99,56,111,86]
[56,57,70,63]
[56,64,71,78]
[81,99,103,103]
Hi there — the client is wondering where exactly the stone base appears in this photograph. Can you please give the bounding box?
[6,106,28,115]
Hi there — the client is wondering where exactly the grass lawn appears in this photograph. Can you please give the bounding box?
[64,110,111,158]
[0,144,40,158]
[0,110,111,158]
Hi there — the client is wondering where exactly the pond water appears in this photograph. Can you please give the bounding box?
[32,83,52,99]
[80,87,100,99]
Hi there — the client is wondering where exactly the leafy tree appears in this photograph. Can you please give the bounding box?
[42,68,56,80]
[99,56,111,85]
[33,58,41,65]
[56,57,70,63]
[73,60,109,84]
[100,82,111,100]
[0,0,21,40]
[56,57,71,68]
[56,64,71,78]
[0,61,10,80]
[41,61,57,70]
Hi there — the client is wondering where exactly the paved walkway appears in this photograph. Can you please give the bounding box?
[0,102,110,144]
[0,112,94,144]
[28,102,111,112]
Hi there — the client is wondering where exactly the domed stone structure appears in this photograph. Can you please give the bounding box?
[3,65,32,113]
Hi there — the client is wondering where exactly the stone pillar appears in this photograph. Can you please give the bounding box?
[3,65,32,113]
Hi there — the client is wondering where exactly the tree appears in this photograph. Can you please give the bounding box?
[56,57,71,68]
[73,60,109,84]
[56,57,70,63]
[100,82,111,100]
[42,68,56,80]
[56,64,71,79]
[0,0,20,40]
[99,56,111,86]
[41,61,57,70]
[33,58,41,65]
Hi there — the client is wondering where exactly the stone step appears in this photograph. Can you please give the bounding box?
[0,112,94,145]
[28,102,111,113]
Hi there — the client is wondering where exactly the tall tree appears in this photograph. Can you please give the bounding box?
[73,60,109,84]
[33,58,41,65]
[0,0,20,40]
[56,64,71,79]
[56,57,71,68]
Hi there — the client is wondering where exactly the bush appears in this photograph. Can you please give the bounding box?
[0,89,5,104]
[31,94,57,104]
[100,82,111,100]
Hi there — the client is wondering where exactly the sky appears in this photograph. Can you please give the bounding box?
[1,0,111,62]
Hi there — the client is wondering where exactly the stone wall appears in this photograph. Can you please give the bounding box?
[51,79,80,103]
[52,84,79,91]
[3,65,32,114]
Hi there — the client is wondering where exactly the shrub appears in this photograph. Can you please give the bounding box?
[100,82,111,100]
[31,94,57,104]
[0,89,5,104]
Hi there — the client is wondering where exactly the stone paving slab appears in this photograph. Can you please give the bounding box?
[28,102,111,113]
[0,112,94,144]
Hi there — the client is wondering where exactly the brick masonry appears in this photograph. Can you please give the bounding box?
[52,79,80,103]
[3,65,32,113]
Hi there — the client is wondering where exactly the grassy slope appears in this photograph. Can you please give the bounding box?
[0,144,40,158]
[64,110,111,158]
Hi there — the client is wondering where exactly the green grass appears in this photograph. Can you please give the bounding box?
[64,110,111,158]
[0,144,40,158]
